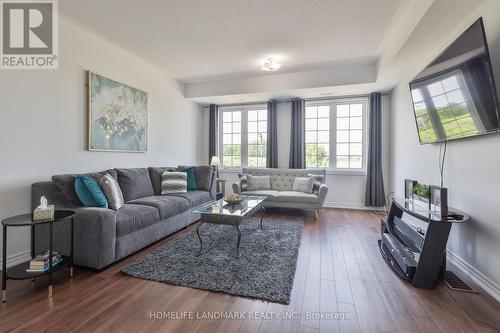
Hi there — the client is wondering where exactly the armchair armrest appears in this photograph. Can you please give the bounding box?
[317,184,329,207]
[233,182,242,195]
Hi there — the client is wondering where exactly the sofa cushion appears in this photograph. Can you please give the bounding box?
[129,195,190,220]
[116,204,160,237]
[277,191,318,204]
[178,165,213,191]
[52,169,117,206]
[292,176,314,194]
[167,190,212,207]
[100,173,124,210]
[148,167,176,195]
[116,168,155,202]
[244,190,279,200]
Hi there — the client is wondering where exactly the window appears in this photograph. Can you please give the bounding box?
[305,99,367,171]
[220,105,267,168]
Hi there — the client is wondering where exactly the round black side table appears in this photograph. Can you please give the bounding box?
[1,210,75,302]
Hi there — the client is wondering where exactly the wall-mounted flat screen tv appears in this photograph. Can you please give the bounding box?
[409,17,500,144]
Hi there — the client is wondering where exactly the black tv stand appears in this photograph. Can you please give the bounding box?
[379,198,469,289]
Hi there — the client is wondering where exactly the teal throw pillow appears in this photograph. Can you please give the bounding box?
[178,166,198,190]
[74,175,109,208]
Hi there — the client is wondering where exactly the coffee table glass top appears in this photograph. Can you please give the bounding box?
[193,195,267,217]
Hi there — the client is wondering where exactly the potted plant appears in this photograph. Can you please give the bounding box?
[412,183,430,202]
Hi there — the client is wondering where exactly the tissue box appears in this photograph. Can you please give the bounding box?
[33,205,55,222]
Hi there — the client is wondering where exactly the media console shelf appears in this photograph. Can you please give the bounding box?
[379,198,469,289]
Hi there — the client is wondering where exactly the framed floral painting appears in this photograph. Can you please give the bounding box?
[88,71,148,152]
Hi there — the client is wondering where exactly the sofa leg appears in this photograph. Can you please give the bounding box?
[314,209,319,220]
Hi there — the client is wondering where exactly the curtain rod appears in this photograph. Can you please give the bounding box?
[203,91,390,108]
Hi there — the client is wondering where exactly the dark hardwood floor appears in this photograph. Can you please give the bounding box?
[1,208,499,333]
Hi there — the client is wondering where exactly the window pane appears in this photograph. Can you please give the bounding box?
[306,131,317,143]
[337,143,348,155]
[432,94,449,109]
[350,104,363,117]
[232,112,241,122]
[223,112,232,122]
[223,134,232,144]
[446,90,465,105]
[248,121,257,133]
[317,131,329,143]
[337,156,348,168]
[232,122,241,133]
[350,117,363,130]
[318,106,329,118]
[411,89,424,102]
[248,133,258,144]
[248,156,258,167]
[248,144,258,156]
[414,101,427,117]
[318,144,329,157]
[306,155,318,167]
[306,119,317,131]
[350,130,363,142]
[428,82,444,96]
[306,144,318,156]
[223,122,232,133]
[337,117,349,130]
[258,109,267,120]
[350,156,362,168]
[337,105,349,117]
[223,156,232,166]
[306,107,317,118]
[442,76,459,91]
[350,143,362,155]
[232,133,241,144]
[248,110,257,121]
[232,156,241,167]
[223,145,232,155]
[258,121,267,132]
[318,118,329,130]
[337,130,349,143]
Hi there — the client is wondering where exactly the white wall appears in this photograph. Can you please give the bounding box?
[390,0,500,296]
[0,16,205,267]
[219,94,391,209]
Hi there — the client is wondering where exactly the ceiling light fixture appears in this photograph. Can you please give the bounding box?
[261,58,282,71]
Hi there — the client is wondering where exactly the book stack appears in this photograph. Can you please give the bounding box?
[27,250,63,272]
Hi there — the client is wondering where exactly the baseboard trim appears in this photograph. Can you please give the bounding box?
[447,250,500,302]
[323,202,383,211]
[0,250,31,269]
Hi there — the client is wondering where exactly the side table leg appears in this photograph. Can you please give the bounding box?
[2,225,7,303]
[235,225,241,258]
[196,223,203,254]
[48,221,53,298]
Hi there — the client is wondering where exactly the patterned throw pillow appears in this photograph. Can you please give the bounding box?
[161,171,188,194]
[100,173,124,210]
[247,175,271,191]
[238,173,248,192]
[292,176,314,194]
[308,174,325,195]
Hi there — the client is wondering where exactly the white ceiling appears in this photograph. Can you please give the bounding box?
[60,0,402,82]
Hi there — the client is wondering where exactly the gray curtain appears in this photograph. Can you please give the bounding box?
[208,104,218,163]
[289,98,305,169]
[266,100,278,168]
[365,93,386,207]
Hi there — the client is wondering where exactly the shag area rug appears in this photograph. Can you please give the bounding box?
[121,217,304,304]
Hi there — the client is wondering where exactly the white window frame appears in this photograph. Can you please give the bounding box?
[305,97,369,174]
[218,104,267,170]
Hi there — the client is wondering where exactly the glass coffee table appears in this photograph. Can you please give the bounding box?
[193,195,267,258]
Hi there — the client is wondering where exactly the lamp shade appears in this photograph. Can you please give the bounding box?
[210,155,221,166]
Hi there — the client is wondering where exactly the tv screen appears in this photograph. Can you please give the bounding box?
[409,17,499,144]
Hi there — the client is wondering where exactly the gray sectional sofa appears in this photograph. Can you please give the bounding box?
[232,168,328,218]
[31,166,216,270]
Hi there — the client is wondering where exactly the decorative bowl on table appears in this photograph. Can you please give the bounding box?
[224,193,243,204]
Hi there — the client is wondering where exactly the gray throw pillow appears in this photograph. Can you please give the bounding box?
[238,173,248,192]
[100,173,124,210]
[308,174,325,195]
[292,176,314,193]
[247,175,271,191]
[161,172,187,194]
